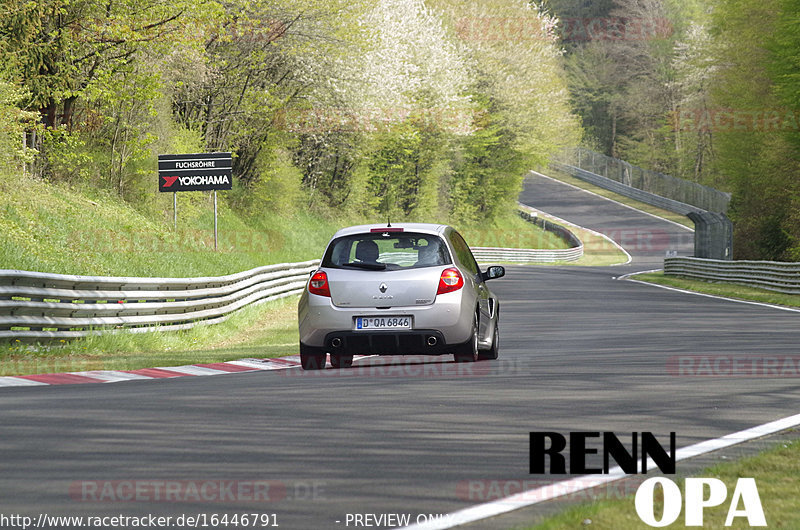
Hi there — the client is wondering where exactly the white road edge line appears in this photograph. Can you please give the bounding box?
[618,270,800,314]
[401,412,800,530]
[517,202,633,266]
[528,170,695,232]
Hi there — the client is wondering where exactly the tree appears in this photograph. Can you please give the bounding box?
[430,0,581,217]
[1,0,200,130]
[708,0,794,259]
[0,78,38,174]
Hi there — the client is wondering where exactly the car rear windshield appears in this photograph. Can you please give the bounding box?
[322,232,452,271]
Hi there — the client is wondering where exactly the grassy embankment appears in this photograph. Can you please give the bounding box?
[630,272,800,309]
[0,174,569,375]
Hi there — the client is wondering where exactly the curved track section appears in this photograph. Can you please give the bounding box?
[0,173,797,529]
[522,171,694,269]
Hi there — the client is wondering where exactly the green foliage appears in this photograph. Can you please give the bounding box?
[546,0,800,260]
[767,0,800,259]
[449,97,526,223]
[230,148,305,217]
[706,0,797,259]
[1,0,585,276]
[770,0,800,132]
[363,118,449,220]
[0,79,37,170]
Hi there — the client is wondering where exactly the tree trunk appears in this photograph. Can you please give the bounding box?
[40,99,58,128]
[610,112,617,158]
[61,96,78,130]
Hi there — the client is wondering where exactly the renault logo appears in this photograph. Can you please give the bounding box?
[379,283,388,293]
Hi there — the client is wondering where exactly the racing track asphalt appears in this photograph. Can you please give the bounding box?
[1,172,798,529]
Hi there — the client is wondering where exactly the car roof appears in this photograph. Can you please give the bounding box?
[331,223,449,239]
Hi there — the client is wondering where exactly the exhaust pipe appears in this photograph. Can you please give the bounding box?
[427,336,437,346]
[331,337,342,348]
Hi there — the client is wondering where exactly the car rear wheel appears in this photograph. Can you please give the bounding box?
[300,344,327,370]
[453,313,479,363]
[330,354,353,369]
[478,320,499,361]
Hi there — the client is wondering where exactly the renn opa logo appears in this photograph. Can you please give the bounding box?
[529,431,676,475]
[529,432,766,527]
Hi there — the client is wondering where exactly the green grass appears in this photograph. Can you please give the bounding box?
[540,168,695,230]
[0,175,344,277]
[632,272,800,308]
[571,229,630,267]
[526,438,800,529]
[457,211,571,251]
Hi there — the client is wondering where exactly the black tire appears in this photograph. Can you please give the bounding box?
[299,344,327,370]
[330,354,353,369]
[478,320,499,361]
[453,313,479,363]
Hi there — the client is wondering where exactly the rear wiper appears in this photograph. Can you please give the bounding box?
[341,262,387,270]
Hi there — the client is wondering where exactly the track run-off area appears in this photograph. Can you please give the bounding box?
[1,172,799,529]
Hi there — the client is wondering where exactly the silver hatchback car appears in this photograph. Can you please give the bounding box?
[297,223,505,369]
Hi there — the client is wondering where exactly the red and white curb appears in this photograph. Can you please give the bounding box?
[0,355,364,388]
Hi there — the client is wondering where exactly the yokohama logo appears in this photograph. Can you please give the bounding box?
[162,175,230,187]
[158,152,232,192]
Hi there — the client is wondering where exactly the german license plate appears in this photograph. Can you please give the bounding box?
[355,316,411,330]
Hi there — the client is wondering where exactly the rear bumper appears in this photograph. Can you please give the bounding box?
[321,329,452,355]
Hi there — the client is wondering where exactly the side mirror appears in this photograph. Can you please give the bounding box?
[482,265,505,281]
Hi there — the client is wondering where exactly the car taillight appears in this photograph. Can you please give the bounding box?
[437,267,464,295]
[308,271,331,297]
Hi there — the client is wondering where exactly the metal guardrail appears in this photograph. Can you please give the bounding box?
[520,210,583,248]
[472,246,583,263]
[0,261,321,341]
[557,147,731,213]
[1,217,584,341]
[664,257,800,294]
[550,162,704,217]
